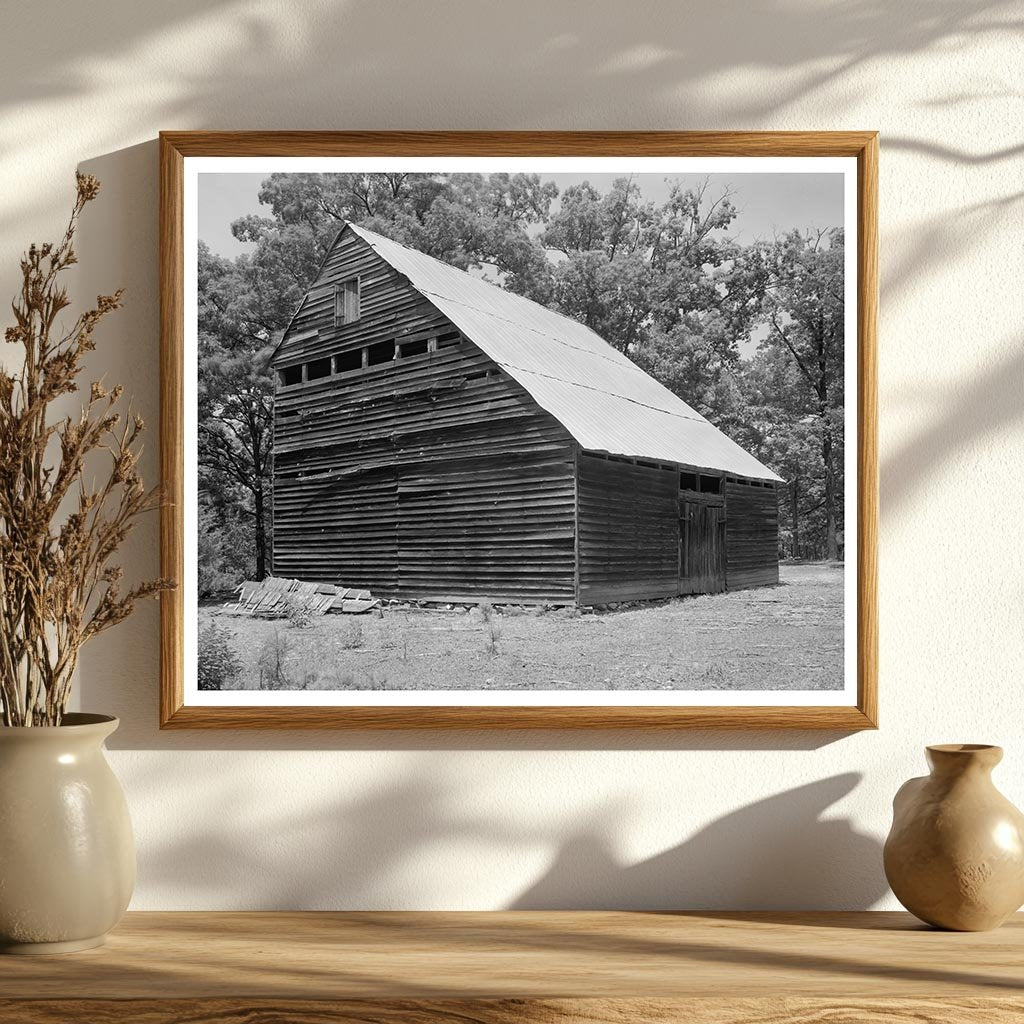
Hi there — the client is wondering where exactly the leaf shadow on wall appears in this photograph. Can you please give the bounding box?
[131,761,885,911]
[0,0,1019,242]
[2,1,1017,128]
[882,338,1024,516]
[882,193,1023,313]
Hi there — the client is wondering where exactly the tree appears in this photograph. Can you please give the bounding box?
[254,171,557,296]
[542,176,759,432]
[542,177,653,350]
[197,243,277,582]
[738,346,823,558]
[756,229,845,559]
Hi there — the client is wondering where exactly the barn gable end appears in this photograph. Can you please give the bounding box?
[272,226,578,603]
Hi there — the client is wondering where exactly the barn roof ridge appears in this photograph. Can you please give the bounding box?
[408,286,710,426]
[340,222,782,482]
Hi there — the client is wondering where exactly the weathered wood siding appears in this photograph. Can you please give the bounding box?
[724,480,780,590]
[272,229,576,603]
[577,455,679,604]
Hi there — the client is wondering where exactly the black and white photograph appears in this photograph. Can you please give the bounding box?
[181,154,859,710]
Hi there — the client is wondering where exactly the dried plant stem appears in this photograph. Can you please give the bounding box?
[0,174,173,726]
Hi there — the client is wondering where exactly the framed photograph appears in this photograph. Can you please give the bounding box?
[159,132,877,729]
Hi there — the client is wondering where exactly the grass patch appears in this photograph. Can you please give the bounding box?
[198,563,843,692]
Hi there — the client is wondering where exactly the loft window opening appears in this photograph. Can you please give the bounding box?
[278,365,303,387]
[367,339,396,366]
[306,357,332,381]
[435,331,462,349]
[698,475,722,494]
[334,349,363,374]
[399,338,430,358]
[680,472,698,491]
[334,277,361,326]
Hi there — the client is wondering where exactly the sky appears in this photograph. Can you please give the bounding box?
[198,171,844,259]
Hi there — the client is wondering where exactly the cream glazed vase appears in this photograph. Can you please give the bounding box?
[884,744,1024,931]
[0,713,135,953]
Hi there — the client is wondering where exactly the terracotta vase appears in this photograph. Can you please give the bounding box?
[0,713,135,953]
[884,744,1024,931]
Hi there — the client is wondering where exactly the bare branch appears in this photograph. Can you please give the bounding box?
[0,176,174,725]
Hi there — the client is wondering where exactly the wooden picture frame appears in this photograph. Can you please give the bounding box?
[160,131,877,729]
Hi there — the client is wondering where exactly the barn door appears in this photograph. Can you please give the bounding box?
[679,501,726,595]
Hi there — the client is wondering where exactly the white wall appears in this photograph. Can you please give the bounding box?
[1,0,1021,910]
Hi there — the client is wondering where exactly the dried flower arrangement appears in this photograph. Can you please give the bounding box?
[0,174,172,726]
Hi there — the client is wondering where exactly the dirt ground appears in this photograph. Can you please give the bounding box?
[199,562,844,692]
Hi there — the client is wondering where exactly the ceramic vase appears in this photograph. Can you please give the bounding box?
[0,713,135,953]
[884,744,1024,931]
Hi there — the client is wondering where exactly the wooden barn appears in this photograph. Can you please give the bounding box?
[269,223,781,606]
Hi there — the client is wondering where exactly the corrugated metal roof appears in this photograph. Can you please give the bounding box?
[348,223,782,482]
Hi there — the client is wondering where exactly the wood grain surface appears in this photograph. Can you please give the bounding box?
[159,130,879,730]
[2,911,1022,998]
[4,998,1024,1024]
[0,912,1020,1023]
[159,130,879,157]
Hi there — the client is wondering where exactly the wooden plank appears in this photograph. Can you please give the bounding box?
[573,445,581,604]
[161,131,882,159]
[8,997,1024,1023]
[576,454,679,605]
[858,131,880,730]
[724,480,780,592]
[579,580,678,603]
[678,487,725,506]
[0,910,1021,1014]
[158,135,185,730]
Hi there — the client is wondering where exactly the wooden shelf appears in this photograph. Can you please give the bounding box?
[1,911,1022,1022]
